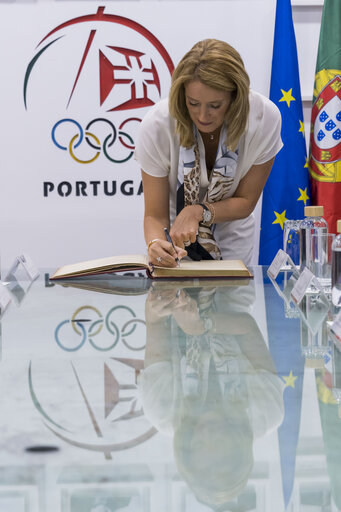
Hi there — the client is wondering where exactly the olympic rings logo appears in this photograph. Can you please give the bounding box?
[51,117,141,164]
[55,305,146,352]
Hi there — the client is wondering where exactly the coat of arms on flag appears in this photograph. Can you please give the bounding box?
[310,73,341,183]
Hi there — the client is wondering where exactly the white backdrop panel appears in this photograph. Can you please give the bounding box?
[0,1,277,270]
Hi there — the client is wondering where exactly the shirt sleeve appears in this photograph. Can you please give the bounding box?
[246,370,285,438]
[248,92,283,166]
[137,361,176,436]
[134,100,174,177]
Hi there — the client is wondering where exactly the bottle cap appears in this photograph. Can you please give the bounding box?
[304,205,324,217]
[337,219,341,233]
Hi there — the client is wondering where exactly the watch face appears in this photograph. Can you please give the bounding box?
[203,209,212,223]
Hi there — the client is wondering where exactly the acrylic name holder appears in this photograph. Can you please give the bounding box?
[3,253,39,305]
[268,271,300,318]
[293,267,330,359]
[291,267,330,339]
[0,282,11,317]
[291,267,327,305]
[268,249,300,318]
[267,249,299,280]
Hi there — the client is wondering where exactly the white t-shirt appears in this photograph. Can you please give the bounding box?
[135,90,283,265]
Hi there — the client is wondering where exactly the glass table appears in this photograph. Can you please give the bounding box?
[0,266,340,512]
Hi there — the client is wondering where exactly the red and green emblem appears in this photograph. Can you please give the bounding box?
[309,71,341,182]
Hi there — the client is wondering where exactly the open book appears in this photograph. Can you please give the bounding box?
[50,254,253,280]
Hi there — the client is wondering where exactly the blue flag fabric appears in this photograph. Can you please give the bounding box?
[259,0,311,264]
[264,271,305,509]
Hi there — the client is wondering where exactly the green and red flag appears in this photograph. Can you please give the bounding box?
[309,0,341,234]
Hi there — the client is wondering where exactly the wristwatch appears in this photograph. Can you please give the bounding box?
[199,203,212,227]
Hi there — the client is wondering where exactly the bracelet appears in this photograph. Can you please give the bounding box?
[204,202,216,226]
[147,238,160,251]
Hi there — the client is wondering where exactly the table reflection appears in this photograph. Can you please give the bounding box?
[1,269,341,511]
[140,280,284,510]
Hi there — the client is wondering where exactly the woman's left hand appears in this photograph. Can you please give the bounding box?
[170,204,203,249]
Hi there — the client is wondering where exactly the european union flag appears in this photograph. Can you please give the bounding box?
[259,0,311,264]
[264,271,305,509]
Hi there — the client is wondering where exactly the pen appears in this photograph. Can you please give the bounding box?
[164,227,180,267]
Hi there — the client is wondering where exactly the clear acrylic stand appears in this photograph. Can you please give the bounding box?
[3,253,39,306]
[291,267,329,305]
[298,290,331,368]
[291,267,331,369]
[268,250,300,318]
[269,271,300,319]
[0,283,11,318]
[267,249,300,280]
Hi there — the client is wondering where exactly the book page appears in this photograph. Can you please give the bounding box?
[51,254,150,279]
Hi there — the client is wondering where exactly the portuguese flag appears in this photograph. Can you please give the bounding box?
[309,0,341,234]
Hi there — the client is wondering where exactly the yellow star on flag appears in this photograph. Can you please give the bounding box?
[298,187,309,206]
[273,210,287,229]
[299,120,305,136]
[279,88,296,107]
[304,157,309,168]
[282,370,297,388]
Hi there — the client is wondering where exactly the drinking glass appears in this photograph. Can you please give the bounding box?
[310,232,335,286]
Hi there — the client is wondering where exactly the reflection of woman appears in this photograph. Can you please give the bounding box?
[91,506,112,512]
[135,39,282,268]
[139,282,284,509]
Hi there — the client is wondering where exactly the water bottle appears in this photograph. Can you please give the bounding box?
[299,206,328,274]
[332,219,341,307]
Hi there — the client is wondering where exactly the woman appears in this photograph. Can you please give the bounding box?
[135,39,283,267]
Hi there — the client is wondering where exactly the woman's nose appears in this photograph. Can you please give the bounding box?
[198,106,210,122]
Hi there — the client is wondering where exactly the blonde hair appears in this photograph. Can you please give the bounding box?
[169,39,250,150]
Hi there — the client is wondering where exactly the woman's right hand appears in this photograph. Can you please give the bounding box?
[146,287,203,334]
[170,204,203,249]
[148,238,187,267]
[145,286,180,322]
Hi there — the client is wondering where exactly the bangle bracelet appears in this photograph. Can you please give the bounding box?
[147,238,160,251]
